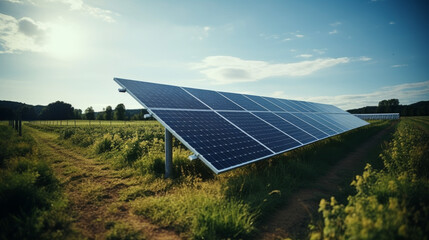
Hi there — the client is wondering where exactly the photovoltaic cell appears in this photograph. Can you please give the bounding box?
[317,114,347,132]
[277,112,328,139]
[219,111,301,153]
[114,77,369,173]
[183,87,243,111]
[265,97,298,112]
[218,92,267,111]
[292,113,337,135]
[279,99,307,112]
[253,112,317,144]
[152,110,272,170]
[290,100,312,112]
[245,95,284,111]
[310,113,345,133]
[116,78,208,109]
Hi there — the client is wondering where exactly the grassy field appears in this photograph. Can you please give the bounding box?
[1,117,427,239]
[309,117,429,240]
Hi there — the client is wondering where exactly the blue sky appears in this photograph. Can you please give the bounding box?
[0,0,428,111]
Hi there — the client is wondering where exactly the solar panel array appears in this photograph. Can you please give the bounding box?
[114,78,369,174]
[354,113,399,120]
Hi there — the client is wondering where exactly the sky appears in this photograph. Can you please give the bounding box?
[0,0,428,111]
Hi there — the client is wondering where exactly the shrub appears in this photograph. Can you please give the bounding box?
[94,134,114,154]
[106,222,144,240]
[310,118,429,240]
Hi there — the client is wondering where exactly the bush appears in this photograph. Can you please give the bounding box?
[106,222,144,240]
[0,125,73,239]
[132,188,257,239]
[310,118,429,240]
[94,134,114,154]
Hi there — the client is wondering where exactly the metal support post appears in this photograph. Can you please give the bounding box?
[165,129,173,178]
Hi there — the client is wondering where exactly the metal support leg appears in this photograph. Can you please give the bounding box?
[165,129,173,178]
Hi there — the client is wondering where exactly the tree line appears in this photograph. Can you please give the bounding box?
[0,101,149,121]
[348,99,429,116]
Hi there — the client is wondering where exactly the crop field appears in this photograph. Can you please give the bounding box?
[0,117,428,239]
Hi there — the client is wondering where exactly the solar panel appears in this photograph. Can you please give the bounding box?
[114,77,369,173]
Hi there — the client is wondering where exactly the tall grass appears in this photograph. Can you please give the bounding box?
[310,117,429,240]
[0,124,75,239]
[26,119,392,239]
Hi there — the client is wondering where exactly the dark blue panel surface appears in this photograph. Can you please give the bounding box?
[310,113,345,133]
[308,102,326,112]
[152,110,272,171]
[289,100,312,112]
[266,97,298,112]
[316,114,347,132]
[115,78,368,174]
[219,92,267,111]
[254,112,316,144]
[115,78,208,109]
[278,99,307,112]
[299,101,318,112]
[292,113,337,135]
[328,114,354,129]
[276,112,328,139]
[184,87,244,110]
[220,111,300,153]
[244,95,284,111]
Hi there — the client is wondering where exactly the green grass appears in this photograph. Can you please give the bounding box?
[0,123,77,239]
[23,118,395,239]
[309,117,429,240]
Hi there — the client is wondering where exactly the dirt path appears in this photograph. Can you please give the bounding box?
[259,124,394,240]
[28,127,180,240]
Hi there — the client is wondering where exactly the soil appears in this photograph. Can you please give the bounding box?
[29,128,180,240]
[258,124,394,240]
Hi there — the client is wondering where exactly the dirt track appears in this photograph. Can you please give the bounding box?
[29,127,180,240]
[259,124,394,239]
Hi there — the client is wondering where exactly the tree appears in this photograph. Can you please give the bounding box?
[378,99,400,113]
[20,106,37,120]
[96,112,104,120]
[39,101,74,120]
[84,107,95,120]
[131,109,150,120]
[74,109,82,119]
[0,107,15,120]
[105,106,113,120]
[114,104,126,120]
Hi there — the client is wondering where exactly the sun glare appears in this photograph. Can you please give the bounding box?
[46,24,85,60]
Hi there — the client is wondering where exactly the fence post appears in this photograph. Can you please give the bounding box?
[18,119,22,136]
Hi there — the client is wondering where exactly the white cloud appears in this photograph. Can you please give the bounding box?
[295,34,304,38]
[283,38,292,41]
[296,54,313,58]
[389,21,395,25]
[392,64,408,68]
[191,56,351,84]
[330,21,342,27]
[6,0,116,22]
[0,13,48,53]
[313,48,327,55]
[329,29,338,35]
[294,80,429,110]
[359,56,372,61]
